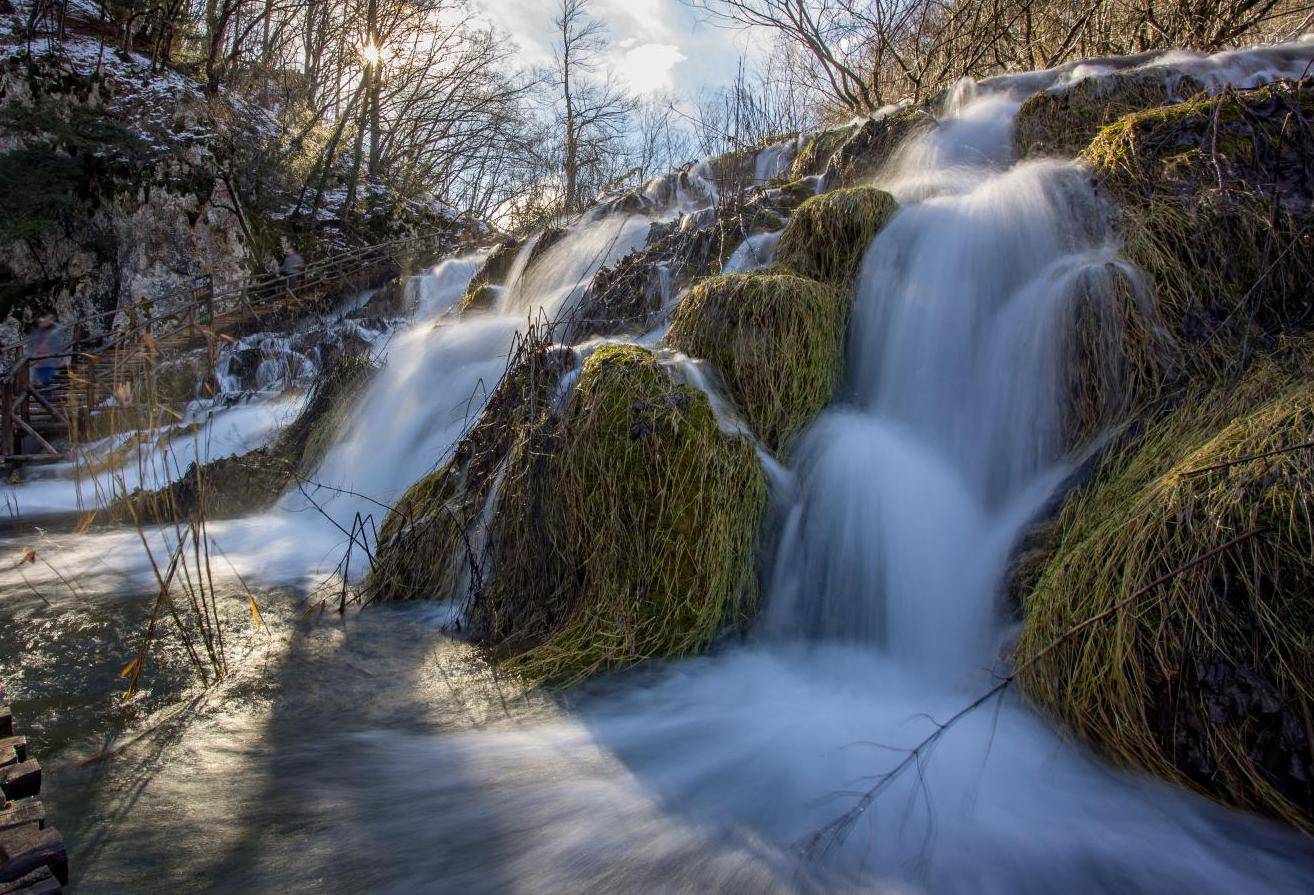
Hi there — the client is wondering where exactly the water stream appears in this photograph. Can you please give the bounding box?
[4,42,1314,893]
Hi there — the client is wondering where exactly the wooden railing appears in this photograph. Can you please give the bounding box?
[2,231,458,464]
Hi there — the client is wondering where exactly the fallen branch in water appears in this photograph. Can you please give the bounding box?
[802,525,1265,859]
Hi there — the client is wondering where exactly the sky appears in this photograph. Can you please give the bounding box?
[472,0,760,99]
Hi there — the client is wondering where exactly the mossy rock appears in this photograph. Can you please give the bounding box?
[1016,339,1314,831]
[457,238,522,313]
[475,344,767,685]
[666,272,849,454]
[831,105,931,185]
[1061,261,1174,448]
[110,351,376,523]
[774,186,898,285]
[1015,71,1204,160]
[1083,79,1314,380]
[790,125,857,181]
[369,341,577,602]
[458,282,501,314]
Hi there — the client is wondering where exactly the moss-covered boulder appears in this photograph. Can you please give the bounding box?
[1083,79,1314,379]
[830,105,931,185]
[457,238,521,313]
[1016,340,1314,831]
[369,340,576,602]
[666,272,849,454]
[1062,261,1174,448]
[774,186,898,285]
[565,190,794,343]
[790,124,857,181]
[1015,71,1205,160]
[475,344,767,685]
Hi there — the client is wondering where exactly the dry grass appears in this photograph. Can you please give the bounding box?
[774,186,898,286]
[1083,78,1314,382]
[368,319,574,603]
[1016,338,1314,830]
[476,344,767,686]
[1015,70,1205,160]
[667,272,849,455]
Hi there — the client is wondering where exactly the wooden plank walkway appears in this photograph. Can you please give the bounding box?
[0,695,67,894]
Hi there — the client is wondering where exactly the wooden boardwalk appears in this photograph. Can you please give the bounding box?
[0,693,66,894]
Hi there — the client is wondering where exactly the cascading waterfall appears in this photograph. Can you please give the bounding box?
[7,40,1314,894]
[286,61,1314,893]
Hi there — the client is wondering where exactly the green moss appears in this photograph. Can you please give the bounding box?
[666,272,849,454]
[0,147,84,243]
[1062,262,1174,448]
[1082,79,1314,380]
[774,186,898,285]
[457,239,521,313]
[458,282,501,313]
[477,344,767,685]
[1015,72,1204,160]
[790,125,856,180]
[832,105,930,186]
[1016,339,1314,831]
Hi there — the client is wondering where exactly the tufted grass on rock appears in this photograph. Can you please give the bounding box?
[790,124,857,180]
[1082,79,1314,382]
[474,344,767,685]
[1016,338,1314,831]
[666,272,849,454]
[369,331,575,602]
[774,186,898,286]
[1062,261,1175,448]
[1015,70,1205,160]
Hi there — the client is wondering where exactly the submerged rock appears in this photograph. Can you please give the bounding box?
[667,272,849,454]
[1015,70,1205,160]
[1016,340,1314,832]
[475,344,766,685]
[774,186,898,285]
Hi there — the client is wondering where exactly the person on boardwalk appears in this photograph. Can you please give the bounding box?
[26,313,68,390]
[279,243,305,289]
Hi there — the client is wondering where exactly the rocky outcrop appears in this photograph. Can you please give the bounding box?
[1015,70,1205,159]
[1015,78,1314,831]
[478,345,766,685]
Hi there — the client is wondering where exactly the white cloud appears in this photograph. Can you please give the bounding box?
[471,0,761,96]
[615,42,686,95]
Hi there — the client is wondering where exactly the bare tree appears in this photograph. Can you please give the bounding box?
[553,0,636,213]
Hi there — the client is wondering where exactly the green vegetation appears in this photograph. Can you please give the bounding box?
[774,186,898,285]
[789,125,856,180]
[0,147,85,243]
[1015,71,1205,159]
[667,272,849,454]
[1016,340,1314,831]
[1082,79,1314,381]
[476,344,766,685]
[369,338,574,602]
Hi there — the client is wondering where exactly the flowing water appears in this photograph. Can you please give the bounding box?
[5,42,1314,893]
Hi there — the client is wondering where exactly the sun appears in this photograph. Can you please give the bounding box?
[361,43,383,66]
